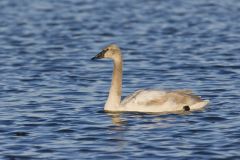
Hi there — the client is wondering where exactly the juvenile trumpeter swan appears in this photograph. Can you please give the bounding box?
[92,44,209,113]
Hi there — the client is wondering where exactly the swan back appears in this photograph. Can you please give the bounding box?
[121,90,167,106]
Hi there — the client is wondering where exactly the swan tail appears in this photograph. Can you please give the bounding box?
[190,100,209,110]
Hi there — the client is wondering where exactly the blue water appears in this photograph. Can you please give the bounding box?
[0,0,240,159]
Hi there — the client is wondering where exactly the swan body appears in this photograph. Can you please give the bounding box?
[92,44,209,113]
[120,89,208,113]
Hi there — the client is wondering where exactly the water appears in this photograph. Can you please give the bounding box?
[0,0,240,159]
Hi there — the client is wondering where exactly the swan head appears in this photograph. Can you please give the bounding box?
[91,44,121,60]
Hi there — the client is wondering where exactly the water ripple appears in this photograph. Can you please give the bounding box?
[0,0,240,159]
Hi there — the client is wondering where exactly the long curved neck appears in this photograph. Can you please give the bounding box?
[104,55,122,111]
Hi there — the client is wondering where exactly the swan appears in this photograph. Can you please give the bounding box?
[91,44,209,113]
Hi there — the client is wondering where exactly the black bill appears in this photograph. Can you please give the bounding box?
[91,49,108,60]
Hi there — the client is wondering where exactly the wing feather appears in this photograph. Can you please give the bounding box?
[121,89,167,106]
[121,89,202,107]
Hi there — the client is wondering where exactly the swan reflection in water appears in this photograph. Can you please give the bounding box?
[107,110,193,126]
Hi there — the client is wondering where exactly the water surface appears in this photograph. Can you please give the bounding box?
[0,0,240,159]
